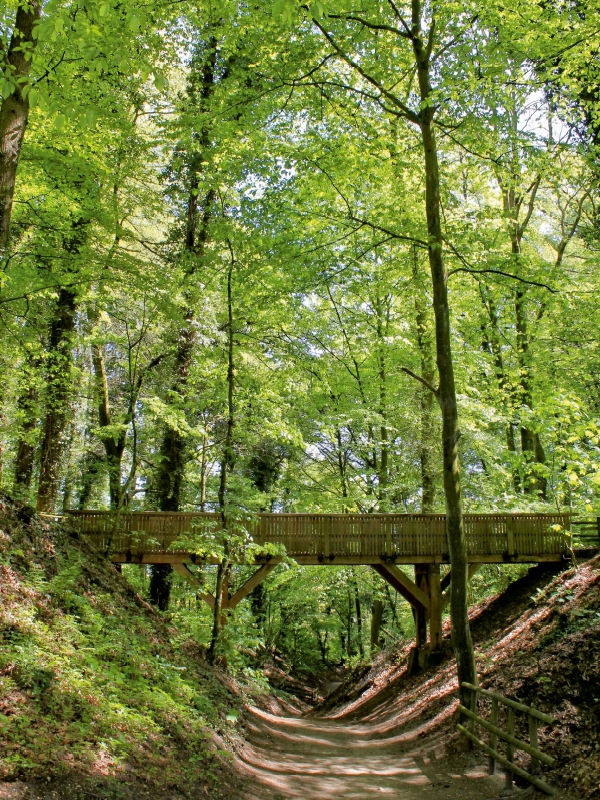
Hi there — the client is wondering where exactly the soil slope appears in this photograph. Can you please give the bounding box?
[0,497,245,800]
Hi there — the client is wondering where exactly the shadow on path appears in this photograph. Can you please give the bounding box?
[237,706,507,800]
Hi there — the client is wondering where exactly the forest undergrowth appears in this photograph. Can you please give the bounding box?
[0,496,253,800]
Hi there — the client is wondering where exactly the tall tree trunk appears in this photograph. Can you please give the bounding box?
[0,2,42,253]
[77,449,104,509]
[208,256,236,664]
[61,422,76,511]
[335,425,349,509]
[353,573,363,656]
[412,5,476,699]
[413,248,436,511]
[36,288,77,512]
[375,295,389,510]
[501,147,546,499]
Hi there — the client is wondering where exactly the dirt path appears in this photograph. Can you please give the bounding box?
[238,706,510,800]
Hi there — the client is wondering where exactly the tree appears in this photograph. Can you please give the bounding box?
[0,1,42,252]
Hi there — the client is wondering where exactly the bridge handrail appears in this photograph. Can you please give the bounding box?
[67,510,570,559]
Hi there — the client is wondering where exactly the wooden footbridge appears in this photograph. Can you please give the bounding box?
[70,510,575,660]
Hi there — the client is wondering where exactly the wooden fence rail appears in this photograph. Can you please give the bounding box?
[458,682,556,795]
[571,519,600,549]
[67,511,570,564]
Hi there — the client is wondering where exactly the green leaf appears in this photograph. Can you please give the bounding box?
[153,73,167,91]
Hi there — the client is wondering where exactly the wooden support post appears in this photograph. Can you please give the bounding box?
[505,706,515,792]
[440,568,452,594]
[372,564,430,610]
[171,563,215,610]
[414,564,429,649]
[529,714,539,777]
[489,697,498,775]
[428,563,442,651]
[372,563,431,671]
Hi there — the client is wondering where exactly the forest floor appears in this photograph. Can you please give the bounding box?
[234,558,599,800]
[237,701,507,799]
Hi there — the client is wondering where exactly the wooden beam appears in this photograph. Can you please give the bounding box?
[108,552,564,566]
[228,563,278,609]
[440,569,452,593]
[172,563,215,610]
[372,564,430,611]
[441,563,482,610]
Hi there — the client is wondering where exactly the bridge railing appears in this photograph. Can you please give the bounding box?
[68,511,569,560]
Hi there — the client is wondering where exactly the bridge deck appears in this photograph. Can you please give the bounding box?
[69,511,569,565]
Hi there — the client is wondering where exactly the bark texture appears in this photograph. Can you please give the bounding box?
[0,2,42,253]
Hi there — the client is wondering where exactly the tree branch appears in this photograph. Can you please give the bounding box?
[328,13,411,39]
[401,367,441,404]
[312,19,420,125]
[448,266,557,292]
[349,215,429,247]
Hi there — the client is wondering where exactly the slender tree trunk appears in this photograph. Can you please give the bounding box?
[501,158,546,499]
[413,248,436,511]
[353,574,364,656]
[412,5,476,700]
[208,256,236,664]
[36,288,77,512]
[0,2,42,253]
[370,599,384,652]
[199,425,209,511]
[61,422,76,511]
[150,201,214,610]
[375,297,389,510]
[335,426,348,509]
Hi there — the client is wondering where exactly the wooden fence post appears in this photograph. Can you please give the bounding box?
[529,715,539,777]
[489,696,498,775]
[505,706,515,791]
